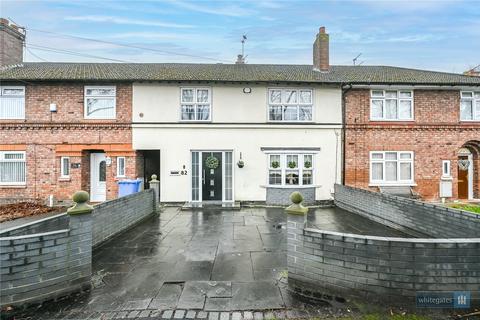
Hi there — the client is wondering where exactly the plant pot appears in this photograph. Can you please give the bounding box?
[237,161,245,168]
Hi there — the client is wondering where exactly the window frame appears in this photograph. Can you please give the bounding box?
[267,88,314,123]
[84,85,117,120]
[370,89,414,121]
[442,160,451,178]
[116,156,126,177]
[179,87,212,122]
[60,156,70,178]
[266,152,315,187]
[0,85,26,120]
[460,91,480,121]
[369,151,415,185]
[0,151,26,186]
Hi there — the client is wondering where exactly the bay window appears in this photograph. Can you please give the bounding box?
[0,151,26,185]
[370,90,413,121]
[460,91,480,121]
[370,151,414,185]
[84,86,116,119]
[268,153,314,186]
[268,88,313,122]
[0,86,25,119]
[181,88,211,121]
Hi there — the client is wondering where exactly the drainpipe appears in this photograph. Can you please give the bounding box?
[341,83,353,185]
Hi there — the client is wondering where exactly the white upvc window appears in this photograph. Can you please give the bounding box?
[84,86,116,119]
[370,90,413,121]
[268,88,313,122]
[370,151,414,185]
[0,151,26,185]
[442,160,451,178]
[268,153,314,186]
[460,91,480,121]
[60,157,70,178]
[180,88,211,121]
[117,156,126,177]
[0,86,25,119]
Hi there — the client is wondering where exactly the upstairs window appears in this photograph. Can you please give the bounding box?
[370,151,414,185]
[180,88,211,121]
[370,90,413,121]
[0,86,25,119]
[84,86,116,119]
[460,91,480,121]
[268,153,314,186]
[0,151,26,185]
[268,89,313,122]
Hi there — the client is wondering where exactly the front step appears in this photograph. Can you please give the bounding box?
[181,201,241,211]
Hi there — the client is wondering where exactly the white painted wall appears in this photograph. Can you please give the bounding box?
[133,125,342,202]
[133,83,342,124]
[132,82,343,203]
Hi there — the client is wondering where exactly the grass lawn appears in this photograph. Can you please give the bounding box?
[448,203,480,214]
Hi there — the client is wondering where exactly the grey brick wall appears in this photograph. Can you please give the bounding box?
[334,184,480,238]
[287,212,480,306]
[92,189,155,247]
[266,187,316,206]
[0,212,92,308]
[0,189,155,308]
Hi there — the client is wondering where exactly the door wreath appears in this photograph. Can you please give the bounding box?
[205,155,219,169]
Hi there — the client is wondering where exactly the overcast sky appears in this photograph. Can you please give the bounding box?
[2,0,479,73]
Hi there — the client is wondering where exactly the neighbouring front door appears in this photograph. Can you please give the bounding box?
[458,156,469,199]
[91,153,107,202]
[202,152,222,201]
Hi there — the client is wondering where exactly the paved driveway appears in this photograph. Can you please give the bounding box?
[17,206,408,319]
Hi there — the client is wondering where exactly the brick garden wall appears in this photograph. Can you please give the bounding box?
[0,82,140,202]
[287,215,480,306]
[344,89,480,201]
[92,189,156,247]
[334,184,480,238]
[0,213,92,307]
[0,190,156,308]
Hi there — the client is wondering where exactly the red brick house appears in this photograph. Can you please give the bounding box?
[343,74,480,201]
[0,20,142,203]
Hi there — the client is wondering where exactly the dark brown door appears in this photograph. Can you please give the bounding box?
[202,152,222,201]
[458,156,469,199]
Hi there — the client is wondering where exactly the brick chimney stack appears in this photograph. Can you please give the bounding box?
[0,18,26,66]
[313,26,329,72]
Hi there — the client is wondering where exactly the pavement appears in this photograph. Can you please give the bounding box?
[14,206,408,319]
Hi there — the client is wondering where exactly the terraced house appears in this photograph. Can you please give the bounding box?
[1,20,479,205]
[343,69,480,201]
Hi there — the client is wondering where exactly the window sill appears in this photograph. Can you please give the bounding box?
[0,185,27,188]
[179,120,212,123]
[262,184,320,189]
[369,120,415,123]
[459,120,480,123]
[115,176,127,181]
[369,182,417,187]
[59,177,71,182]
[441,176,453,181]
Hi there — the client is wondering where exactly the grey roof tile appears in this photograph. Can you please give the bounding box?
[1,62,479,85]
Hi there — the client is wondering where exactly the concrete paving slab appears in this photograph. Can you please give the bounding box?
[211,253,254,281]
[204,297,232,311]
[231,282,284,310]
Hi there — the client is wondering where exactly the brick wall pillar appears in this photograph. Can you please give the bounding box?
[149,174,160,208]
[285,191,308,284]
[67,191,94,292]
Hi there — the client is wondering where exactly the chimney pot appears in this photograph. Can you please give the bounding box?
[313,26,329,72]
[0,18,8,25]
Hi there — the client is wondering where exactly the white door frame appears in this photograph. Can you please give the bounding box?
[190,150,234,203]
[90,153,107,202]
[468,154,474,200]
